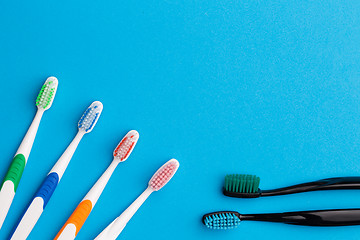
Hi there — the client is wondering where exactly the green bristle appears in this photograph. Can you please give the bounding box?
[225,174,260,193]
[36,80,56,109]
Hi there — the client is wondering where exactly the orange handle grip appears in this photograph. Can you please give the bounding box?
[54,200,93,239]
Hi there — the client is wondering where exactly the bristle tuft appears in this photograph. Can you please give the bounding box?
[113,130,139,161]
[204,213,241,230]
[78,101,103,133]
[36,77,58,110]
[224,174,260,194]
[149,159,179,191]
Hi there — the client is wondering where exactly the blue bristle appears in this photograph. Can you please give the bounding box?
[204,213,240,230]
[86,113,99,131]
[78,102,102,133]
[78,108,90,128]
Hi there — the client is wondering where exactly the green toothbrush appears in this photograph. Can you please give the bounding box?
[0,77,58,229]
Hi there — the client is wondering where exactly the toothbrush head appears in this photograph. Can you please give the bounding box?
[223,174,261,198]
[36,77,58,110]
[78,101,103,133]
[149,159,179,191]
[203,211,241,230]
[113,130,139,162]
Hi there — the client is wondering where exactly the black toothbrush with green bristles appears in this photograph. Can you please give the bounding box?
[223,174,360,198]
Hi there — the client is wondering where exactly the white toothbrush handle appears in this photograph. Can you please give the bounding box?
[83,160,119,205]
[15,108,44,159]
[10,132,84,239]
[95,187,153,240]
[50,131,84,179]
[0,109,44,229]
[9,197,45,240]
[0,182,16,230]
[55,160,119,240]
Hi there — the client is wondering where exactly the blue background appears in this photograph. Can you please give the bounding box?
[1,0,360,239]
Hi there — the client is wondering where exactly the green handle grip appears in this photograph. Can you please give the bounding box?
[1,154,26,192]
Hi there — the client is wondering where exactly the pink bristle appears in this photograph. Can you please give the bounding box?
[149,159,179,191]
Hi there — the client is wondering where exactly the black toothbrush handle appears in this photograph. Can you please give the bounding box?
[242,209,360,226]
[260,177,360,197]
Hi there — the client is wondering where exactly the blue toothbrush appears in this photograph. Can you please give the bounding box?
[9,101,103,240]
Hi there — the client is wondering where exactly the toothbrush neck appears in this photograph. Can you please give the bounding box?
[83,159,119,205]
[16,108,45,160]
[50,131,85,179]
[122,187,153,219]
[109,187,153,237]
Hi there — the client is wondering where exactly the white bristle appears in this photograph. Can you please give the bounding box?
[78,101,103,133]
[149,159,179,191]
[113,130,139,161]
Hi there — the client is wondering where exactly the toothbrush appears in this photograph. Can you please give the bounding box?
[95,159,180,240]
[9,101,103,240]
[223,174,360,198]
[0,77,58,229]
[54,130,139,240]
[203,209,360,228]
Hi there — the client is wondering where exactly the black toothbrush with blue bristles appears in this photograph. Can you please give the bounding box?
[203,209,360,229]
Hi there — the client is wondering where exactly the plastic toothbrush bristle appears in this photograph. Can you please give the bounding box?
[204,212,241,229]
[224,174,260,193]
[149,159,179,191]
[78,101,103,133]
[113,130,139,161]
[36,77,58,110]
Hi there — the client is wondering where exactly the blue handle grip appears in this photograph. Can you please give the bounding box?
[34,172,59,208]
[8,172,59,239]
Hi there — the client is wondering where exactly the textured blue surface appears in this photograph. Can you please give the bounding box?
[35,172,59,209]
[1,1,360,240]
